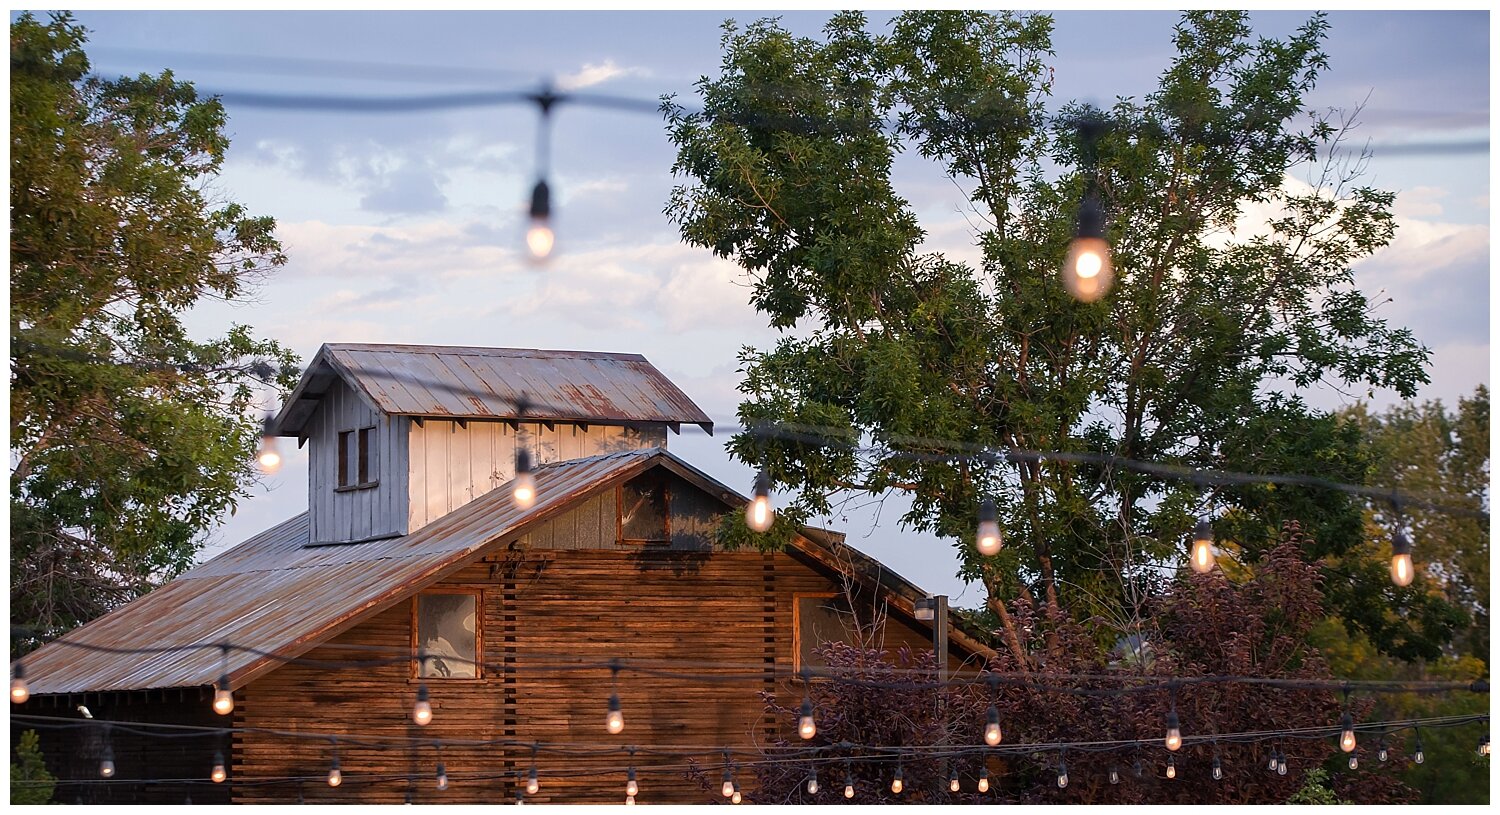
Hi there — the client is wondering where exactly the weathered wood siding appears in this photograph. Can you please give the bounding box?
[406,420,666,532]
[306,379,410,544]
[231,477,951,805]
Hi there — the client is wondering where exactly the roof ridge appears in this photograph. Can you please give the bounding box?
[326,343,649,361]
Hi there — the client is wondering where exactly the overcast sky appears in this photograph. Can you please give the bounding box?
[50,9,1489,606]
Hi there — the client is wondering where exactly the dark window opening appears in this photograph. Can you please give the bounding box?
[337,430,352,487]
[335,426,378,490]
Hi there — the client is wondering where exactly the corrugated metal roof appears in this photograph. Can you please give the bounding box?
[272,344,713,436]
[18,449,663,695]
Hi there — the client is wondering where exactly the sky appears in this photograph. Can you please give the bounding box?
[44,9,1490,607]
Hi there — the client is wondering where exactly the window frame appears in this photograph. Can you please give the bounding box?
[792,592,850,674]
[334,424,380,491]
[616,474,671,546]
[409,587,484,682]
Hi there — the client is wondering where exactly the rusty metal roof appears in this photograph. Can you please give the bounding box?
[17,448,988,696]
[272,343,713,437]
[17,449,665,695]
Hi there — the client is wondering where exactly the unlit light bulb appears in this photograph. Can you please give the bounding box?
[1189,518,1215,573]
[747,471,773,532]
[1108,767,1119,785]
[976,499,1001,556]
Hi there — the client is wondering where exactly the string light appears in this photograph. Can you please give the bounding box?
[1132,757,1145,779]
[977,766,991,793]
[1340,710,1358,753]
[1212,753,1223,781]
[1277,751,1288,776]
[526,180,555,260]
[746,470,773,532]
[526,744,541,795]
[1390,529,1414,587]
[843,761,856,799]
[1477,733,1489,757]
[327,740,342,788]
[256,413,282,474]
[890,758,904,794]
[413,682,433,726]
[625,766,638,797]
[625,795,636,806]
[1377,735,1388,763]
[721,755,735,799]
[1061,192,1114,303]
[11,662,29,704]
[1164,706,1182,752]
[731,782,742,804]
[1165,755,1176,779]
[806,767,819,795]
[1056,756,1069,789]
[1347,752,1358,770]
[1414,731,1425,764]
[1266,748,1278,772]
[798,671,817,739]
[515,789,525,805]
[1189,518,1215,574]
[99,745,115,778]
[976,498,1001,556]
[512,448,536,509]
[985,704,1003,746]
[436,761,449,791]
[211,751,227,783]
[948,768,960,792]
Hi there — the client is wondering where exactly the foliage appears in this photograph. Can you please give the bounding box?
[1285,768,1348,804]
[670,11,1438,661]
[741,525,1415,804]
[10,12,299,643]
[10,730,56,804]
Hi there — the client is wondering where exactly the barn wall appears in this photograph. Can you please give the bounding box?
[306,378,410,544]
[406,420,667,532]
[232,544,948,803]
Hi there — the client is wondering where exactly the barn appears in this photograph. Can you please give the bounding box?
[12,344,989,804]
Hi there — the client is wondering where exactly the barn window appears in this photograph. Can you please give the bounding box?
[619,472,669,544]
[794,594,860,671]
[336,426,378,490]
[413,591,480,679]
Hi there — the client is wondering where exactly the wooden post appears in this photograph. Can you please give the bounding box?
[932,594,948,797]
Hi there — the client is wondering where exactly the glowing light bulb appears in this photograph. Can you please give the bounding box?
[890,766,903,794]
[1478,734,1490,757]
[1165,709,1182,752]
[747,471,773,532]
[731,784,742,805]
[214,671,234,715]
[978,768,990,793]
[1267,751,1278,772]
[625,796,635,806]
[1189,518,1215,574]
[948,770,960,792]
[413,684,433,726]
[1389,529,1415,586]
[256,433,282,475]
[1348,754,1359,770]
[211,752,227,783]
[722,771,735,799]
[327,760,342,787]
[11,664,29,704]
[1056,762,1069,789]
[1378,743,1388,763]
[976,499,1001,555]
[1212,756,1223,780]
[626,769,638,797]
[100,748,115,778]
[844,782,855,799]
[1414,746,1424,764]
[1166,757,1176,779]
[1340,712,1357,753]
[1060,192,1114,303]
[798,698,816,740]
[526,180,555,261]
[513,449,537,509]
[806,773,819,795]
[985,705,1003,745]
[436,763,449,791]
[526,767,539,795]
[1108,767,1119,785]
[606,693,624,734]
[1277,755,1287,776]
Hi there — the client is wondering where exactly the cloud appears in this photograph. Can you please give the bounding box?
[360,164,448,214]
[556,59,649,91]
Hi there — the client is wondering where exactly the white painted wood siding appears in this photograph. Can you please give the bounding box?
[306,379,410,544]
[406,421,667,533]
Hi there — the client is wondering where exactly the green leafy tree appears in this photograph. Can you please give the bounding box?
[667,10,1438,663]
[10,730,56,804]
[10,12,299,643]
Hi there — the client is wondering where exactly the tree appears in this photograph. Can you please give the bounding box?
[666,10,1438,662]
[10,12,298,643]
[741,526,1417,804]
[9,730,56,804]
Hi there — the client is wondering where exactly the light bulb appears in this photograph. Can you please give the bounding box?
[1132,758,1144,779]
[513,449,537,509]
[1378,745,1388,762]
[11,665,29,704]
[890,766,904,794]
[256,435,282,474]
[1061,225,1114,303]
[1108,767,1119,785]
[527,767,540,795]
[100,755,115,778]
[985,705,1003,745]
[798,698,816,740]
[1340,712,1357,753]
[844,782,855,799]
[527,180,555,261]
[806,774,819,795]
[213,678,232,717]
[211,752,227,783]
[626,779,638,797]
[1267,752,1278,772]
[1189,518,1214,573]
[328,763,342,787]
[515,790,526,805]
[722,773,735,799]
[436,763,449,791]
[1212,756,1223,780]
[976,499,1001,555]
[625,796,635,806]
[1057,762,1069,789]
[413,685,433,726]
[1414,747,1424,764]
[1348,754,1359,770]
[731,784,742,805]
[1390,530,1414,586]
[747,471,773,532]
[948,770,960,792]
[1277,756,1287,776]
[1165,710,1182,752]
[606,693,624,734]
[1478,734,1490,757]
[1166,757,1176,779]
[978,769,990,793]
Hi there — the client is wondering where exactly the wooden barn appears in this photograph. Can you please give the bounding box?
[13,344,989,805]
